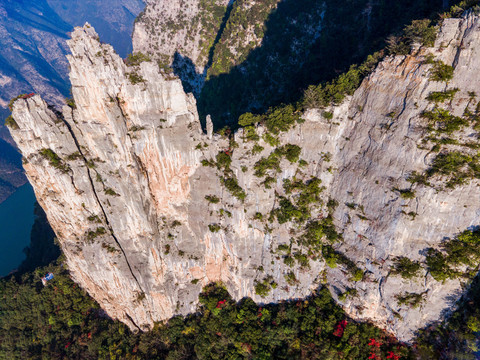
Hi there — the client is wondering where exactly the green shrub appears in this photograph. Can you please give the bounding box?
[280,144,301,163]
[86,227,107,241]
[244,126,260,141]
[443,230,480,268]
[238,112,264,127]
[208,224,221,233]
[264,105,300,134]
[284,272,297,285]
[254,276,277,298]
[125,52,151,66]
[395,292,426,308]
[283,256,295,267]
[205,195,220,204]
[104,188,119,196]
[39,149,70,173]
[426,88,459,103]
[127,72,146,84]
[201,159,215,167]
[274,197,303,224]
[277,244,290,253]
[254,151,282,177]
[421,107,468,134]
[302,51,383,109]
[429,61,454,82]
[395,188,416,199]
[87,215,101,223]
[428,151,472,176]
[262,132,280,147]
[252,144,264,155]
[391,256,421,279]
[322,111,333,120]
[262,176,276,189]
[395,292,425,309]
[254,212,263,221]
[425,248,455,282]
[293,252,310,269]
[216,151,232,171]
[5,116,19,129]
[404,19,437,47]
[66,97,76,109]
[221,177,246,201]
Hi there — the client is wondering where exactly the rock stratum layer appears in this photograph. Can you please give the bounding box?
[9,13,480,340]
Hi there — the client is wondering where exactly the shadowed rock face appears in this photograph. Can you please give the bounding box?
[8,13,480,340]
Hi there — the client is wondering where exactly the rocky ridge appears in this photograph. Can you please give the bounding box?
[0,0,144,203]
[8,12,480,341]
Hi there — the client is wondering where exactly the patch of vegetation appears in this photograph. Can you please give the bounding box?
[426,88,459,103]
[322,245,363,281]
[395,292,426,308]
[201,159,215,167]
[221,176,246,201]
[205,194,220,204]
[86,227,107,241]
[262,132,280,147]
[0,259,414,359]
[104,188,119,196]
[39,149,70,173]
[215,151,232,171]
[238,112,263,127]
[429,60,454,82]
[264,105,302,134]
[4,116,19,129]
[284,271,298,286]
[425,229,480,282]
[322,111,333,120]
[87,215,101,224]
[254,144,302,179]
[66,97,76,109]
[171,220,182,227]
[66,152,82,161]
[127,72,146,85]
[125,52,151,66]
[426,151,480,189]
[281,144,301,163]
[393,188,416,199]
[338,288,358,302]
[252,144,264,154]
[208,224,222,233]
[302,52,383,109]
[390,256,422,279]
[254,275,277,298]
[421,107,468,135]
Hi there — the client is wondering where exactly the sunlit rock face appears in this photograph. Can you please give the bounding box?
[9,12,480,340]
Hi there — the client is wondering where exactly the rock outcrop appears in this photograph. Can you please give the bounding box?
[9,12,480,340]
[0,0,144,203]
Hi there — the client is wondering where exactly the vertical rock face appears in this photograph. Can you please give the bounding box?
[133,0,232,70]
[8,13,480,340]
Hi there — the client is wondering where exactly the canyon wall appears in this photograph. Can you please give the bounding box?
[8,12,480,341]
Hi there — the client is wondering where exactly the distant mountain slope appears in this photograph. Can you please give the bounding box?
[0,0,144,203]
[46,0,144,58]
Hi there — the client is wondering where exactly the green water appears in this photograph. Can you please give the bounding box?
[0,183,36,276]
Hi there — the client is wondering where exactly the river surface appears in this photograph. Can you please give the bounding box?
[0,183,36,277]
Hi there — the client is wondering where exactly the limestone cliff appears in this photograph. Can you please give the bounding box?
[8,12,480,341]
[132,0,233,93]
